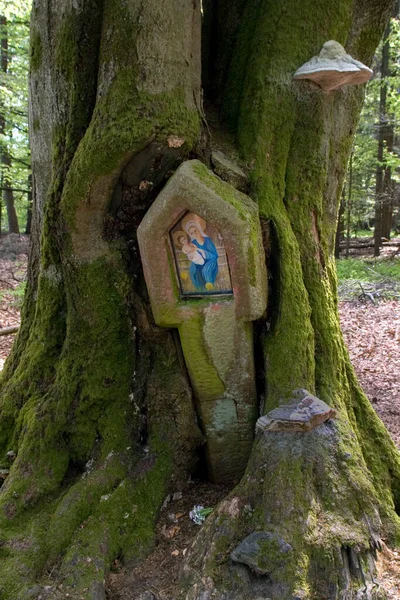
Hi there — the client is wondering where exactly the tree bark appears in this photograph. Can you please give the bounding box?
[25,173,32,234]
[345,152,353,257]
[0,1,398,599]
[0,15,20,234]
[374,20,393,255]
[2,155,20,233]
[335,189,345,259]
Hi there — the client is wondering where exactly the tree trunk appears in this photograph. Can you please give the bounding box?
[345,152,353,257]
[0,1,399,599]
[374,20,393,254]
[381,167,394,239]
[25,173,32,234]
[2,155,20,233]
[335,190,345,259]
[0,15,19,234]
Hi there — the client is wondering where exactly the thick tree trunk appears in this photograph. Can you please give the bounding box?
[182,0,400,598]
[0,1,399,599]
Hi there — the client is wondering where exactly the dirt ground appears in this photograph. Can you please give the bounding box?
[0,234,29,370]
[0,234,399,599]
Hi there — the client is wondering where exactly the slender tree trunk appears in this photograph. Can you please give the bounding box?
[0,1,398,599]
[25,173,32,234]
[345,152,353,257]
[0,15,19,234]
[374,20,393,254]
[381,167,394,238]
[2,155,20,233]
[335,189,345,258]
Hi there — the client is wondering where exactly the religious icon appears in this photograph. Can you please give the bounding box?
[170,212,233,296]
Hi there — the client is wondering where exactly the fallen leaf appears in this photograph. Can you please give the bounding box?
[167,135,185,148]
[161,525,181,539]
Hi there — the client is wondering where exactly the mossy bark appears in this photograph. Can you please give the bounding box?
[181,1,400,599]
[0,1,202,598]
[0,0,399,599]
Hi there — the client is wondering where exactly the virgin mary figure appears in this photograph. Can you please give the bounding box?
[183,218,219,291]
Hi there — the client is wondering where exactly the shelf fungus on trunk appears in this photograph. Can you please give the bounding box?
[256,389,336,433]
[293,40,372,91]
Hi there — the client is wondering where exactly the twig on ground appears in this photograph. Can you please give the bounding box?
[0,326,19,336]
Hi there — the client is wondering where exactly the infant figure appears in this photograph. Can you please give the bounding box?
[178,234,206,265]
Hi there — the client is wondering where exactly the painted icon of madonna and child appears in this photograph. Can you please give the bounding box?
[170,212,233,296]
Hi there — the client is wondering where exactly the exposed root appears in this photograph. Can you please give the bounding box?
[181,420,398,600]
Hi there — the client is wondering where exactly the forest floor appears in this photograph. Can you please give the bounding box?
[0,234,399,599]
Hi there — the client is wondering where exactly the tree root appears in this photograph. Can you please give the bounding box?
[181,420,396,600]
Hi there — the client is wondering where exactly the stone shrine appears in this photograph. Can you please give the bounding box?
[138,160,267,483]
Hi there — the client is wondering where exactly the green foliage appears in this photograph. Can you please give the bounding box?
[8,280,25,307]
[344,13,400,235]
[336,257,400,281]
[0,0,31,232]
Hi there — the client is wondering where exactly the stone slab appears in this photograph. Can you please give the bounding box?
[137,159,267,326]
[256,389,336,433]
[137,160,267,484]
[231,531,292,575]
[211,151,248,192]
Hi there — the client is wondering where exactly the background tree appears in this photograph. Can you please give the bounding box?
[338,4,400,253]
[374,18,394,255]
[0,0,31,234]
[0,1,399,599]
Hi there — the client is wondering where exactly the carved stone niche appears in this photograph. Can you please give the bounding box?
[137,160,267,484]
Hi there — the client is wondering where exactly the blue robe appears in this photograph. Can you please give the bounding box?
[189,237,218,290]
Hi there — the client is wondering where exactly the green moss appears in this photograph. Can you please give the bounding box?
[0,252,135,511]
[56,256,135,462]
[54,4,104,167]
[192,161,252,221]
[61,75,200,227]
[0,271,66,459]
[30,30,42,73]
[179,314,225,401]
[0,435,174,599]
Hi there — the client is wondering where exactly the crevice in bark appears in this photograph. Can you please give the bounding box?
[104,142,187,244]
[201,0,253,124]
[263,219,281,338]
[253,321,266,417]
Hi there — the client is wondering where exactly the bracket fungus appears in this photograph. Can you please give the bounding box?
[293,40,372,91]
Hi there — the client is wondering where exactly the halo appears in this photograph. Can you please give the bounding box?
[181,212,206,235]
[172,230,187,247]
